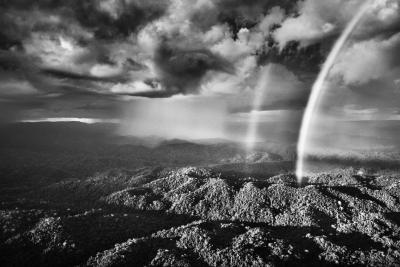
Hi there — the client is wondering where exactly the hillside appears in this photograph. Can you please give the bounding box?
[1,167,399,266]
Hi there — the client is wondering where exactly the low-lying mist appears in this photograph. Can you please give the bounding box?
[301,117,400,174]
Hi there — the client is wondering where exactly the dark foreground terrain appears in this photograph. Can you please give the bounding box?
[0,123,399,266]
[1,166,400,266]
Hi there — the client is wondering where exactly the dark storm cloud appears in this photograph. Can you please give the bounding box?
[0,51,25,71]
[0,0,304,104]
[0,0,167,39]
[216,0,295,24]
[0,32,22,51]
[154,42,235,94]
[124,58,147,71]
[0,0,300,122]
[258,41,325,75]
[0,0,165,120]
[216,0,295,12]
[41,68,129,83]
[0,0,399,124]
[0,50,97,97]
[117,90,175,98]
[69,0,167,40]
[0,0,165,96]
[188,0,296,39]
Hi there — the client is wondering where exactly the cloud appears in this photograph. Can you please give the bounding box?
[330,33,400,85]
[0,0,398,138]
[153,41,235,94]
[201,56,258,95]
[252,64,307,110]
[217,63,308,114]
[0,0,300,101]
[215,0,294,33]
[23,33,89,70]
[273,0,400,48]
[199,7,291,96]
[111,80,163,94]
[89,64,123,78]
[40,68,127,83]
[1,0,167,39]
[273,0,342,48]
[0,79,38,96]
[0,0,166,89]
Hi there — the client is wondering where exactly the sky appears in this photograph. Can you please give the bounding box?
[0,0,400,146]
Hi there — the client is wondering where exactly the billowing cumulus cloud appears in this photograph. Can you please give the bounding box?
[274,0,400,48]
[330,32,400,85]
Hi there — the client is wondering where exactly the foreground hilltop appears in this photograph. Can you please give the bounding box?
[1,167,400,266]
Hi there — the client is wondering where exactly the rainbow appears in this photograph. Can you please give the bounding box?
[296,1,372,182]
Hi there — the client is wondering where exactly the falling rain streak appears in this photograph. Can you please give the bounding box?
[245,65,272,156]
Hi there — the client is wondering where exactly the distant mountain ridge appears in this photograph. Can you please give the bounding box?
[0,122,288,187]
